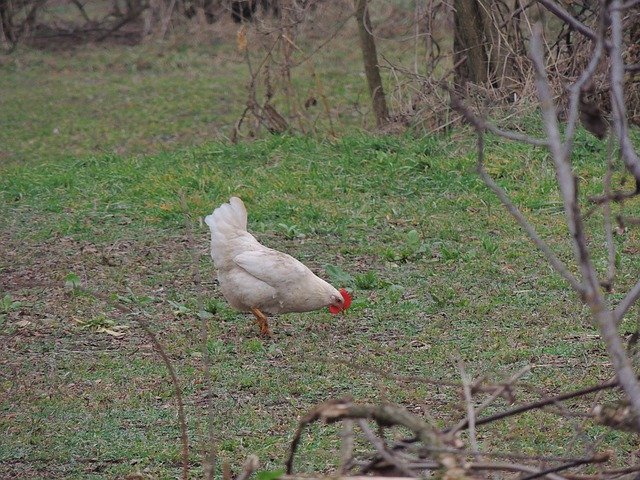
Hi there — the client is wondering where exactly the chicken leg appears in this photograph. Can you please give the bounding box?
[251,307,271,336]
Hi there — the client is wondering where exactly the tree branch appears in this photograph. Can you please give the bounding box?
[531,23,640,431]
[608,0,640,184]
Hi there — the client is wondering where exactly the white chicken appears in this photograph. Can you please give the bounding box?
[205,197,351,335]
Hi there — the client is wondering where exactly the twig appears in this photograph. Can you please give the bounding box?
[96,2,149,42]
[364,460,570,480]
[485,123,549,147]
[74,286,190,480]
[236,455,259,480]
[519,459,603,480]
[281,477,416,480]
[421,447,610,465]
[456,357,480,457]
[608,0,640,184]
[456,461,568,480]
[447,365,531,435]
[588,189,639,206]
[602,139,616,291]
[564,464,640,480]
[338,420,355,475]
[70,0,92,23]
[535,0,601,46]
[356,419,417,478]
[448,91,583,293]
[158,0,176,39]
[446,379,618,432]
[286,399,445,474]
[614,280,640,324]
[562,8,605,160]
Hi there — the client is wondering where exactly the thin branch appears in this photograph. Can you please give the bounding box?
[422,447,610,465]
[529,28,640,424]
[485,123,549,147]
[458,461,569,480]
[519,459,602,480]
[445,84,586,292]
[602,140,616,291]
[562,9,605,159]
[236,455,259,480]
[456,357,480,457]
[96,2,149,41]
[74,286,189,480]
[286,399,445,474]
[158,0,176,39]
[444,378,619,432]
[338,420,355,475]
[564,464,640,480]
[609,0,640,184]
[447,365,531,435]
[376,460,570,480]
[614,279,640,324]
[588,189,639,206]
[357,419,417,478]
[70,0,92,23]
[535,0,602,46]
[454,103,584,293]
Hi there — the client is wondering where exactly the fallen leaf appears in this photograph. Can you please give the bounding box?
[97,326,128,338]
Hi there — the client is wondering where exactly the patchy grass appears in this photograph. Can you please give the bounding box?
[1,129,639,478]
[0,16,372,167]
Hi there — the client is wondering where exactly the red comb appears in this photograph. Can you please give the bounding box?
[329,288,352,314]
[340,288,352,309]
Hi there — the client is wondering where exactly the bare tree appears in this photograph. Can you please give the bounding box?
[453,0,488,86]
[354,0,389,127]
[449,0,640,430]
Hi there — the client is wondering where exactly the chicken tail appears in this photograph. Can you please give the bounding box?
[205,197,247,233]
[205,197,249,266]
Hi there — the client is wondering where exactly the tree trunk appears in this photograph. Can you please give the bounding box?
[354,0,389,127]
[453,0,488,86]
[478,0,518,89]
[0,0,16,44]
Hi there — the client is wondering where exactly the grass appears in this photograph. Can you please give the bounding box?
[2,129,639,478]
[1,17,640,480]
[0,16,371,167]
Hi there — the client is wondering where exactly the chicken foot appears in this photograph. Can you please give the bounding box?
[250,307,271,336]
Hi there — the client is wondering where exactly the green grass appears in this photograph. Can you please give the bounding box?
[2,129,639,478]
[0,24,372,167]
